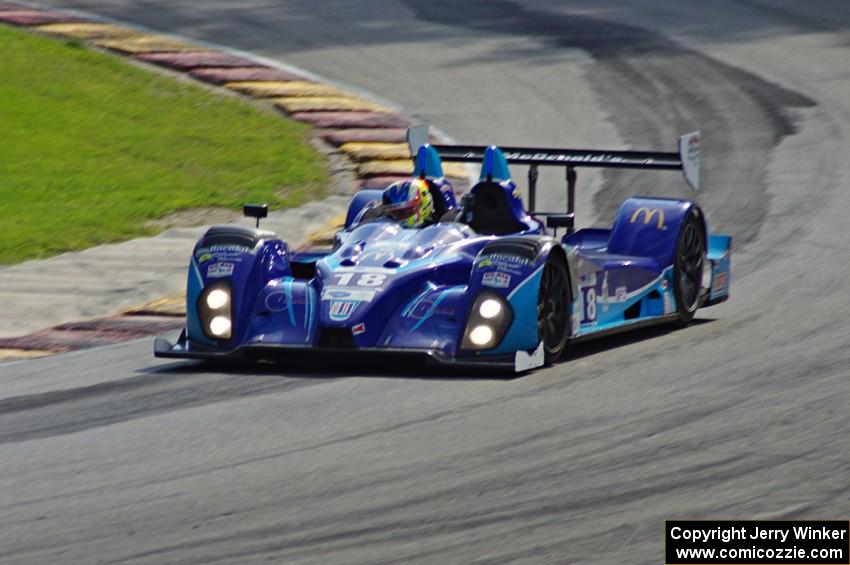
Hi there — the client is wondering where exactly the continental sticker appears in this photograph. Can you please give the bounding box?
[195,244,252,257]
[477,253,530,275]
[480,253,531,266]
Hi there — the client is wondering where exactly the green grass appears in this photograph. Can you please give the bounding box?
[0,25,330,264]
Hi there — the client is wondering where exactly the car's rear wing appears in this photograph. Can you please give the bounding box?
[407,123,700,223]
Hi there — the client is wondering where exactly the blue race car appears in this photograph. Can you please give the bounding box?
[155,125,730,372]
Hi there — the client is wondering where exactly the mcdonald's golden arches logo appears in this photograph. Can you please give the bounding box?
[629,207,667,230]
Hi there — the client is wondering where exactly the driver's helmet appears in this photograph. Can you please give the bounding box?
[382,178,435,228]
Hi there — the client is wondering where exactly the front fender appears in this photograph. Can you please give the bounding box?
[466,237,565,355]
[186,225,290,347]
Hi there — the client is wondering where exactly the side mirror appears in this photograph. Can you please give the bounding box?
[545,213,575,236]
[243,203,268,228]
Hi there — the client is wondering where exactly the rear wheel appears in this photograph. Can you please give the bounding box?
[673,209,706,326]
[537,254,571,364]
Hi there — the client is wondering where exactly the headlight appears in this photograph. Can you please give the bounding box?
[461,292,513,351]
[206,289,229,309]
[198,282,232,340]
[479,298,502,319]
[209,316,232,337]
[469,325,494,346]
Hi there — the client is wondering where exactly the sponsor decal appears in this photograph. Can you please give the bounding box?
[661,279,669,290]
[615,286,627,302]
[664,292,673,314]
[478,253,531,267]
[352,323,366,336]
[321,287,378,302]
[713,271,729,294]
[329,301,357,321]
[197,252,245,264]
[688,134,700,161]
[464,151,658,166]
[482,271,511,289]
[476,253,531,275]
[197,253,213,264]
[629,207,667,230]
[207,262,234,278]
[580,273,597,287]
[194,244,252,258]
[498,265,525,275]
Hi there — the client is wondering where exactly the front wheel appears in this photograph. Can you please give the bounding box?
[673,209,707,326]
[537,254,571,364]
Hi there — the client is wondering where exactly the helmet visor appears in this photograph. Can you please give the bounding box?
[385,200,418,220]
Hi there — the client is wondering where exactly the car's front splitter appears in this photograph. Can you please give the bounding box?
[154,332,535,372]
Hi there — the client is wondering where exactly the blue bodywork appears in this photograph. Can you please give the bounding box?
[156,144,731,372]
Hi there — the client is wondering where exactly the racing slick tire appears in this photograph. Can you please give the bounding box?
[537,253,571,364]
[672,208,707,327]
